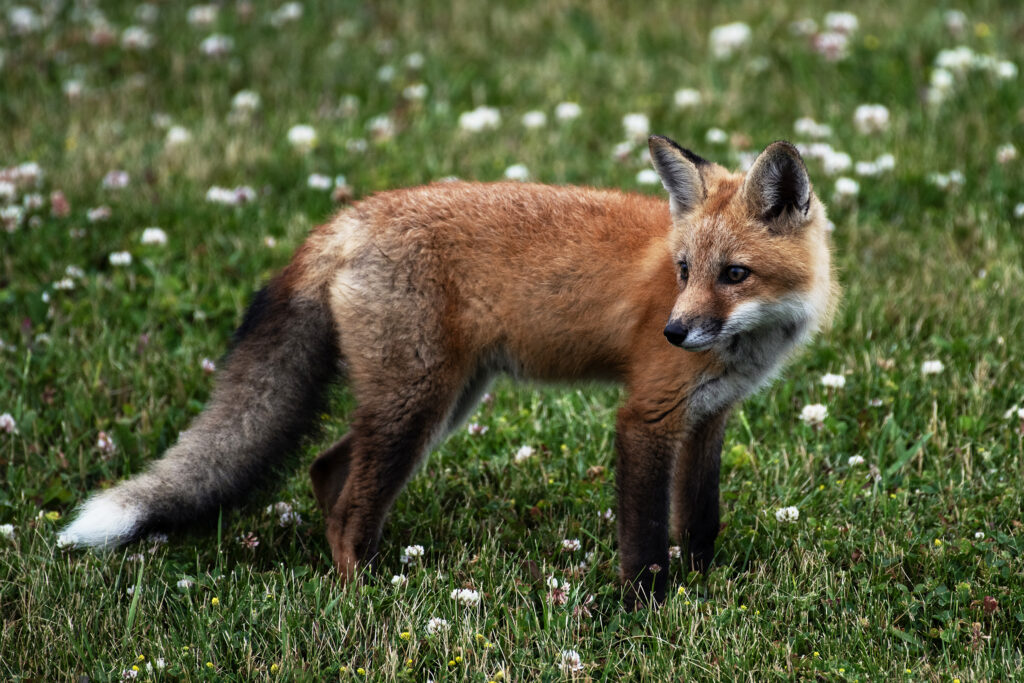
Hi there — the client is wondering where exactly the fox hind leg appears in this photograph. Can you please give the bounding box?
[310,434,353,514]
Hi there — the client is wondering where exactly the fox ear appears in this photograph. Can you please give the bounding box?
[743,141,812,231]
[648,135,708,217]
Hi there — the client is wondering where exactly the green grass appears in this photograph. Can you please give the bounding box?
[3,0,1024,679]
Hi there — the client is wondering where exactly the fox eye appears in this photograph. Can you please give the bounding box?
[678,261,689,280]
[722,266,750,284]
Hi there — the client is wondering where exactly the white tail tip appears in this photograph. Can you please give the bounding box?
[59,494,143,549]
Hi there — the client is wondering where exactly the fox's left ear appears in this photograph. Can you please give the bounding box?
[648,135,709,218]
[742,141,813,232]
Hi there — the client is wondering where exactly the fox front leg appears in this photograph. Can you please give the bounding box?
[614,401,682,610]
[672,410,727,573]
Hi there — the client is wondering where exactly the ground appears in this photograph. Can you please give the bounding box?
[1,1,1023,680]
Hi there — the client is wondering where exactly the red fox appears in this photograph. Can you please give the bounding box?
[61,136,837,607]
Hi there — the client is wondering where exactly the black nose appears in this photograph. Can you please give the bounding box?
[664,320,689,347]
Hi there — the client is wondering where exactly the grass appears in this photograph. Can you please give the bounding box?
[2,0,1024,679]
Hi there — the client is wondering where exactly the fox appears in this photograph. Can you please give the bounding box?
[60,136,837,607]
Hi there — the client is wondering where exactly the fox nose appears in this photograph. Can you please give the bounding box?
[663,320,689,347]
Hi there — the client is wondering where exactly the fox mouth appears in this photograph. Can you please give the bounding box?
[680,340,716,352]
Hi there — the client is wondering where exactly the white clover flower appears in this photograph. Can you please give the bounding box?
[789,18,817,36]
[927,171,963,191]
[673,88,701,109]
[307,173,332,190]
[794,117,831,138]
[514,445,535,463]
[774,506,799,523]
[822,150,852,175]
[833,177,859,199]
[1,205,24,232]
[800,403,828,425]
[935,46,975,73]
[622,113,650,142]
[875,153,895,171]
[705,127,728,145]
[611,140,634,161]
[709,22,751,59]
[63,79,84,99]
[820,373,846,389]
[561,538,581,552]
[944,10,967,34]
[450,587,481,606]
[996,144,1018,164]
[201,358,216,374]
[121,26,155,50]
[267,501,293,516]
[278,510,301,527]
[165,125,192,147]
[177,578,194,589]
[8,6,42,34]
[974,531,985,540]
[848,455,865,466]
[199,33,234,57]
[0,523,14,538]
[187,4,218,27]
[0,413,16,434]
[53,277,75,291]
[824,11,858,34]
[102,170,130,190]
[97,431,116,453]
[287,124,318,152]
[522,110,547,128]
[930,68,955,93]
[467,422,488,435]
[391,574,407,586]
[813,31,849,61]
[426,617,449,634]
[855,161,879,177]
[405,52,425,69]
[458,106,501,132]
[403,83,428,101]
[1003,405,1021,420]
[995,60,1017,80]
[668,545,681,560]
[269,2,303,27]
[554,102,582,121]
[504,164,530,181]
[921,360,945,375]
[636,168,659,185]
[404,544,425,560]
[140,227,168,246]
[559,649,584,673]
[206,185,257,205]
[376,64,396,83]
[109,251,132,267]
[853,104,890,135]
[366,114,393,142]
[231,90,261,112]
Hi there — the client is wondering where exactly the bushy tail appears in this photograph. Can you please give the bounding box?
[60,277,340,549]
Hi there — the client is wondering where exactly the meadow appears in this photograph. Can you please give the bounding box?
[2,0,1024,680]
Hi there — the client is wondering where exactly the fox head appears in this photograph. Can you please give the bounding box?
[648,135,836,360]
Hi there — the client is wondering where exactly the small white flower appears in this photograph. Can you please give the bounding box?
[504,164,530,181]
[554,102,582,121]
[458,106,501,132]
[63,79,84,99]
[450,587,481,606]
[833,177,859,199]
[559,649,584,673]
[709,22,751,59]
[522,110,547,128]
[391,574,407,586]
[97,430,116,453]
[206,186,257,205]
[673,88,701,109]
[187,4,218,27]
[855,161,879,177]
[426,617,449,634]
[278,510,301,527]
[267,501,293,516]
[824,11,858,35]
[307,173,332,190]
[102,170,130,190]
[853,104,890,135]
[140,227,168,246]
[996,144,1017,164]
[376,64,396,82]
[622,113,649,142]
[201,358,216,374]
[921,360,944,375]
[774,506,800,523]
[822,150,852,175]
[121,26,155,50]
[794,117,831,138]
[995,60,1018,80]
[800,403,828,425]
[668,545,681,560]
[930,67,955,93]
[636,168,659,185]
[165,125,192,147]
[53,277,75,291]
[1013,203,1024,219]
[789,18,817,36]
[561,538,581,552]
[514,445,535,463]
[467,422,488,435]
[404,544,425,560]
[944,10,967,34]
[199,33,234,57]
[848,455,865,466]
[974,531,985,540]
[269,2,303,27]
[231,90,261,112]
[405,52,425,69]
[177,578,194,589]
[705,127,728,144]
[820,373,846,389]
[602,507,615,521]
[402,83,428,101]
[0,523,14,538]
[109,251,132,267]
[286,124,318,152]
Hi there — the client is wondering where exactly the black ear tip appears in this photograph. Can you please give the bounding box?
[765,140,805,163]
